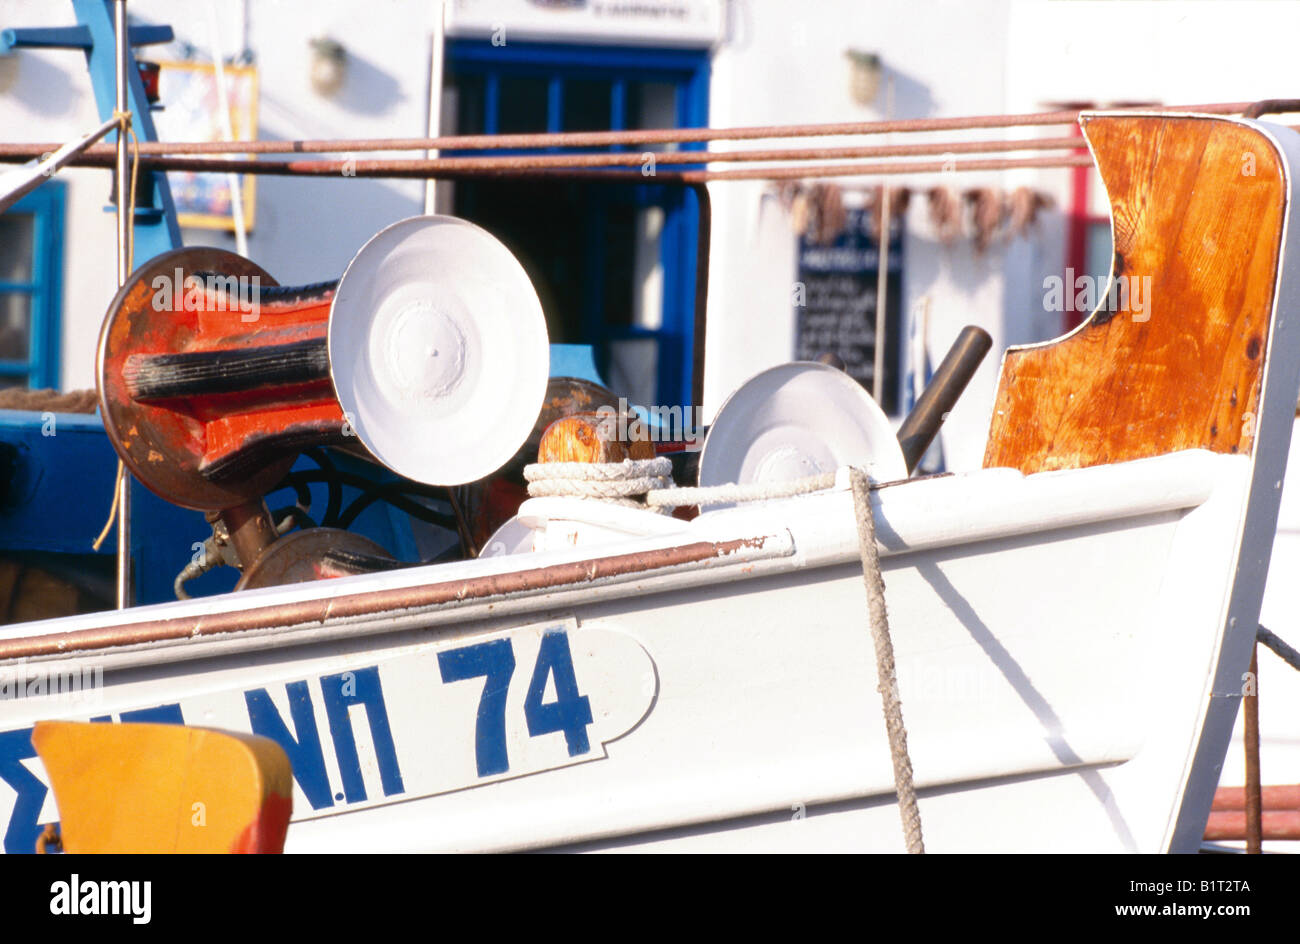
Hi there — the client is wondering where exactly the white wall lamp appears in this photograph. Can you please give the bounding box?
[309,37,347,97]
[846,50,882,106]
[0,49,19,96]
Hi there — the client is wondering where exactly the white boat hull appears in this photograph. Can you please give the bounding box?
[0,450,1271,853]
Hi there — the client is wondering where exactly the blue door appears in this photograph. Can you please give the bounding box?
[445,40,709,411]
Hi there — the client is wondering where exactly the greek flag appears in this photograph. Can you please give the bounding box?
[902,296,946,474]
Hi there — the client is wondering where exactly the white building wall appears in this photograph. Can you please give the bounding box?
[705,0,1028,471]
[0,0,435,390]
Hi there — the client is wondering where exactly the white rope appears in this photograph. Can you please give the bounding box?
[850,466,924,854]
[524,458,674,509]
[645,472,837,508]
[524,459,841,511]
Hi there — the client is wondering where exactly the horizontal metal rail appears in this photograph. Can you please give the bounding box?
[0,149,1097,182]
[0,100,1256,156]
[0,535,785,661]
[0,134,1086,167]
[1,102,1282,183]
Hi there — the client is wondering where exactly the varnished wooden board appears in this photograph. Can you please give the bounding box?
[984,115,1288,473]
[32,721,293,853]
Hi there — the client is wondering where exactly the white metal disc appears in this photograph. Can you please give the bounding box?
[699,361,907,490]
[329,215,549,485]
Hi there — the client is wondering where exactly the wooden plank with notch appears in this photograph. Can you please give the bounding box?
[984,114,1286,474]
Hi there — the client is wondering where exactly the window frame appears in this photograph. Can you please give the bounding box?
[0,181,65,389]
[444,39,710,410]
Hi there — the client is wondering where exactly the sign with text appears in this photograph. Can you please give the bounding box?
[445,0,724,47]
[0,619,656,853]
[795,208,904,415]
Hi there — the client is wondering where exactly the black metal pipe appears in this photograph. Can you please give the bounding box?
[123,337,329,400]
[896,325,993,473]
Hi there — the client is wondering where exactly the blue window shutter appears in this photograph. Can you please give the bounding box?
[1,181,65,390]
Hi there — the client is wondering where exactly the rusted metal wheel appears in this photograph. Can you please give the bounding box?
[235,528,397,590]
[96,247,290,510]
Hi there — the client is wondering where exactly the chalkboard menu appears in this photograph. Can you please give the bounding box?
[795,208,903,415]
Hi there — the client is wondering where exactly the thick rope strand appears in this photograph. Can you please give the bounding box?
[850,466,924,854]
[646,472,837,508]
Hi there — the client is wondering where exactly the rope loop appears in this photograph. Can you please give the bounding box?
[524,458,674,509]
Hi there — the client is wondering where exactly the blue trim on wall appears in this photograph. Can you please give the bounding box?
[448,40,709,74]
[2,181,65,389]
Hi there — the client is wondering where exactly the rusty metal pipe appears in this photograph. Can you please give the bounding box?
[0,536,781,662]
[216,500,280,571]
[0,135,1088,167]
[0,101,1255,156]
[1244,99,1300,119]
[1245,645,1263,853]
[0,151,1098,182]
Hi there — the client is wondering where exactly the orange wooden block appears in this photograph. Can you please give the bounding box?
[32,721,293,853]
[537,411,655,464]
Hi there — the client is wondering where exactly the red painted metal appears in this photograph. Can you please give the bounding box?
[1204,784,1300,842]
[1211,784,1300,810]
[96,246,345,510]
[1204,811,1300,841]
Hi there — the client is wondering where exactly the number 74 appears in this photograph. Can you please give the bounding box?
[437,630,594,777]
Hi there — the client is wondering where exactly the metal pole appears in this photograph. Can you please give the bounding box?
[874,191,890,404]
[114,0,133,608]
[1245,645,1262,853]
[872,74,894,406]
[206,1,248,257]
[424,2,446,215]
[0,116,119,214]
[895,326,992,473]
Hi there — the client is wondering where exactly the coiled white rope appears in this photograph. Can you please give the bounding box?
[524,458,675,509]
